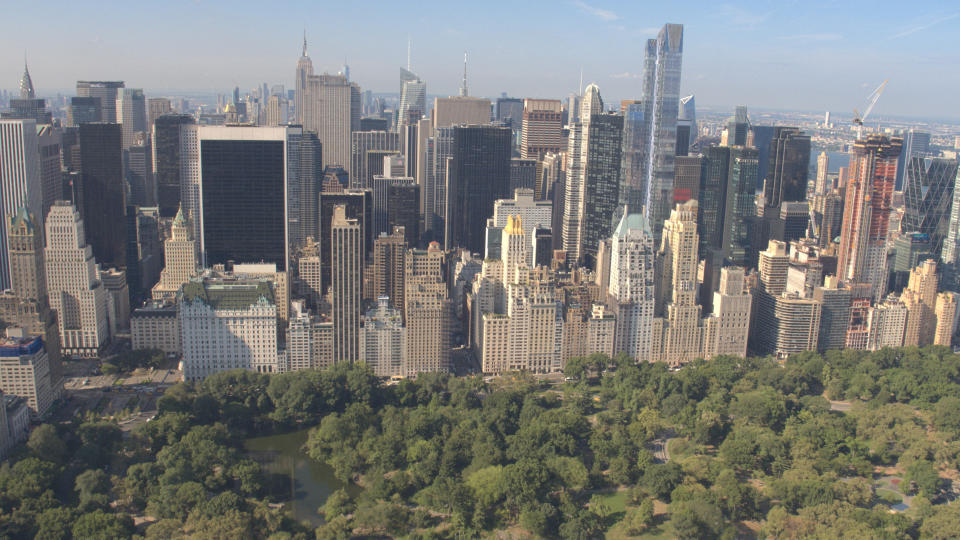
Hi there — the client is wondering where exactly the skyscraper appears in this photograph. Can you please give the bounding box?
[651,200,702,365]
[562,84,622,266]
[2,61,51,125]
[398,68,426,129]
[44,202,109,357]
[723,146,759,266]
[180,125,321,271]
[639,23,684,240]
[295,32,314,125]
[901,157,958,258]
[723,106,750,147]
[837,135,902,300]
[0,120,43,291]
[78,122,126,270]
[152,114,194,217]
[331,205,361,363]
[371,228,406,312]
[152,206,197,299]
[815,151,830,195]
[432,96,490,129]
[350,131,399,189]
[896,129,931,190]
[301,74,360,173]
[608,211,655,362]
[76,81,124,123]
[115,89,147,149]
[318,190,372,292]
[404,244,452,374]
[445,125,512,253]
[520,99,562,160]
[620,101,646,211]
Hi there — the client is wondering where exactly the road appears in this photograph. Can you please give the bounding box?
[650,429,676,463]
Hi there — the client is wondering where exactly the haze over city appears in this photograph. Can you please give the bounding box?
[3,0,959,118]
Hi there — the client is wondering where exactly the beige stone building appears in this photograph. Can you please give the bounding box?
[152,207,197,300]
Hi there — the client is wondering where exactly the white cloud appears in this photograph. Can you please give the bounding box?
[571,1,619,22]
[611,72,642,79]
[892,12,959,39]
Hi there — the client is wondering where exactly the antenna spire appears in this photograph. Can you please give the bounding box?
[460,51,468,97]
[579,68,583,97]
[407,38,411,71]
[302,29,307,57]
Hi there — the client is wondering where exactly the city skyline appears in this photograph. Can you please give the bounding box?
[1,1,958,119]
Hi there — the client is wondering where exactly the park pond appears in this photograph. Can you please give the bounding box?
[246,428,359,527]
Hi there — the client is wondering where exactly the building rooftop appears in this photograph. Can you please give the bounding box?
[181,279,274,310]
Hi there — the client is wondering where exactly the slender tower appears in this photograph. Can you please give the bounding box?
[459,52,468,97]
[295,30,314,125]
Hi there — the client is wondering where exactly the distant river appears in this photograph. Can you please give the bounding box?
[245,428,359,528]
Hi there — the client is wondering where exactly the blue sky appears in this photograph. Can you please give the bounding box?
[3,0,959,119]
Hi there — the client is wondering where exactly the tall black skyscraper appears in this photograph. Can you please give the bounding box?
[78,122,126,269]
[764,127,810,209]
[724,146,759,267]
[318,190,372,292]
[760,127,810,246]
[200,138,286,270]
[698,146,731,256]
[580,113,623,265]
[153,114,194,217]
[750,125,775,191]
[387,183,420,248]
[446,125,512,254]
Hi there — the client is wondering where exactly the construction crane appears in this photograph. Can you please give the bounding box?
[852,79,888,139]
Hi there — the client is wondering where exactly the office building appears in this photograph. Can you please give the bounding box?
[68,97,100,127]
[510,158,537,192]
[902,157,958,258]
[124,133,153,207]
[179,274,278,381]
[331,206,361,363]
[44,202,109,357]
[520,99,562,159]
[78,122,126,270]
[76,81,124,123]
[760,127,810,245]
[723,106,750,147]
[0,120,43,291]
[639,24,684,241]
[673,155,702,204]
[350,131,399,189]
[698,146,730,257]
[701,267,752,359]
[301,73,360,172]
[897,129,932,190]
[295,34,313,125]
[146,98,172,131]
[180,125,321,271]
[405,244,452,373]
[2,62,51,125]
[116,89,147,149]
[318,190,371,290]
[837,135,903,300]
[398,68,426,129]
[387,182,420,248]
[446,125,512,253]
[371,227,406,312]
[152,114,194,217]
[562,84,621,265]
[432,96,490,129]
[620,102,645,210]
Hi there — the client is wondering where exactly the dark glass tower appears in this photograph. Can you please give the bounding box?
[698,146,731,256]
[78,123,126,269]
[764,127,810,208]
[580,113,623,265]
[318,190,372,291]
[445,125,511,254]
[902,156,959,257]
[200,139,286,269]
[387,183,420,248]
[724,147,759,267]
[153,114,194,217]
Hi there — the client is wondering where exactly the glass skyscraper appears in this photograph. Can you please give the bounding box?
[902,156,959,258]
[639,23,683,241]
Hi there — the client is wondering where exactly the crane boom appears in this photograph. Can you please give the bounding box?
[860,79,888,123]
